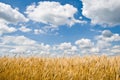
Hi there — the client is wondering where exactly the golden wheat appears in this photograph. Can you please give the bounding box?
[0,56,120,80]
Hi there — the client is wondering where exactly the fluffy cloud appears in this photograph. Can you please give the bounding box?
[0,36,34,54]
[102,30,113,37]
[26,1,84,27]
[96,40,111,49]
[96,30,120,42]
[19,26,31,32]
[74,30,120,55]
[57,42,73,50]
[34,29,45,34]
[75,38,99,54]
[0,2,28,23]
[58,42,77,52]
[1,36,36,45]
[110,45,120,55]
[0,36,51,56]
[82,0,120,26]
[0,2,28,35]
[75,38,94,48]
[53,42,78,55]
[0,22,17,35]
[0,30,119,57]
[95,30,120,55]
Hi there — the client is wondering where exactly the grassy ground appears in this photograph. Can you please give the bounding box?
[0,56,120,80]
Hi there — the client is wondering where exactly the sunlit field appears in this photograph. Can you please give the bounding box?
[0,56,120,80]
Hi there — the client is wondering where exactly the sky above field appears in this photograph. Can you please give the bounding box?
[0,0,120,57]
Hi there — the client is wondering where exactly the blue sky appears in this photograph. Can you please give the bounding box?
[0,0,120,57]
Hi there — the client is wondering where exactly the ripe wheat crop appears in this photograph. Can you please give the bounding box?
[0,56,120,80]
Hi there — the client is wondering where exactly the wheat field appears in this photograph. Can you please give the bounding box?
[0,56,120,80]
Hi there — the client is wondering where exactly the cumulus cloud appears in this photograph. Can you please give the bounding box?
[0,2,28,35]
[0,30,119,57]
[75,38,99,54]
[34,29,45,34]
[96,40,111,49]
[82,0,120,26]
[0,36,35,54]
[25,1,85,27]
[74,30,120,55]
[0,2,28,23]
[0,22,17,35]
[95,30,120,55]
[75,38,94,48]
[53,42,78,55]
[58,42,77,52]
[19,26,31,32]
[0,36,51,56]
[96,30,120,42]
[1,36,36,45]
[110,45,120,55]
[58,42,73,50]
[102,30,113,37]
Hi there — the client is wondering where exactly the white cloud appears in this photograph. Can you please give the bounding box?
[95,30,120,55]
[74,30,120,55]
[0,30,119,56]
[0,2,28,36]
[19,26,31,32]
[0,36,36,54]
[0,22,17,35]
[75,38,94,48]
[58,42,72,50]
[1,36,36,45]
[96,30,120,42]
[96,40,111,49]
[0,35,51,56]
[75,38,99,54]
[55,42,78,55]
[26,1,85,27]
[90,47,100,53]
[110,45,120,55]
[34,29,45,34]
[0,2,28,24]
[82,0,120,26]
